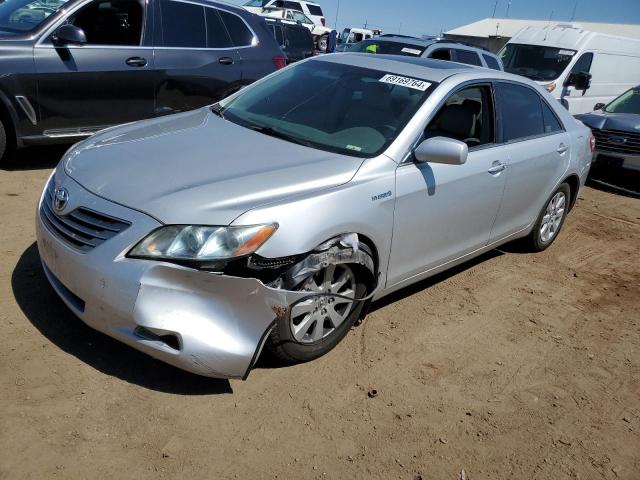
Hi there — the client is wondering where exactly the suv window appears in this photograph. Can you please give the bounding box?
[205,7,232,48]
[307,4,323,16]
[496,82,545,142]
[426,85,494,148]
[288,25,312,48]
[483,54,501,70]
[161,0,205,48]
[270,23,285,46]
[283,1,302,9]
[454,49,482,66]
[219,10,254,46]
[541,100,563,134]
[430,48,451,61]
[68,0,144,46]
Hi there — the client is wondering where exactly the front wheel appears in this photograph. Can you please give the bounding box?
[267,254,370,364]
[523,183,570,252]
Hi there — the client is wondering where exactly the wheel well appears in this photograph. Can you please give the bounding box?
[0,100,16,150]
[355,233,379,283]
[562,175,580,211]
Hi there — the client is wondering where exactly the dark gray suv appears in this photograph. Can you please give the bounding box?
[0,0,285,162]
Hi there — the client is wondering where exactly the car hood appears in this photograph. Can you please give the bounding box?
[65,108,365,225]
[576,111,640,132]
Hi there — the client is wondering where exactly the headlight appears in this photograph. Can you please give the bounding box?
[544,82,556,93]
[128,224,277,261]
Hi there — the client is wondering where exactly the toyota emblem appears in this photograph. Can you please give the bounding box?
[53,187,69,212]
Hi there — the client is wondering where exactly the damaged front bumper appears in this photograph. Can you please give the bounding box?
[35,176,313,379]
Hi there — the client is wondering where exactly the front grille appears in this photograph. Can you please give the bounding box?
[592,128,640,156]
[40,181,130,253]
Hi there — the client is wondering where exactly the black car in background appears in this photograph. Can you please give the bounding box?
[577,86,640,174]
[0,0,285,162]
[264,17,314,63]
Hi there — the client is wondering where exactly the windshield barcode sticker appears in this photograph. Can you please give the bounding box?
[379,74,431,91]
[401,47,423,56]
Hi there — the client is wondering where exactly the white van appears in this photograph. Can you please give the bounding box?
[499,24,640,115]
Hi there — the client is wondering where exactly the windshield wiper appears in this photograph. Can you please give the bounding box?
[210,103,225,119]
[247,124,314,148]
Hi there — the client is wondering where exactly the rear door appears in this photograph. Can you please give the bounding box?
[34,0,154,133]
[153,0,243,115]
[490,81,570,240]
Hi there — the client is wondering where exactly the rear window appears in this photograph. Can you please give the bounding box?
[483,54,501,70]
[454,49,482,66]
[307,4,323,16]
[350,40,426,57]
[219,10,254,46]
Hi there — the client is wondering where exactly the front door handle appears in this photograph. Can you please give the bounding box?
[557,143,569,154]
[219,57,234,65]
[488,161,506,174]
[126,56,147,67]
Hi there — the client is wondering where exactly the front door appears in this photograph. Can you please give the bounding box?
[387,84,507,287]
[34,0,155,133]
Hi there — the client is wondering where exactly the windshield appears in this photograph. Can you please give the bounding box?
[220,61,435,158]
[605,87,640,114]
[0,0,68,32]
[243,0,267,6]
[348,39,426,56]
[499,43,576,81]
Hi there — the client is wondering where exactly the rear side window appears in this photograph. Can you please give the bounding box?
[430,48,451,61]
[219,10,254,46]
[307,4,323,16]
[496,82,545,142]
[205,8,233,48]
[454,49,482,66]
[161,0,206,48]
[483,54,501,70]
[541,101,563,134]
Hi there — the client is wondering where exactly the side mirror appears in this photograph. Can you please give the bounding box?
[414,137,468,165]
[594,102,605,110]
[566,71,592,91]
[52,24,87,46]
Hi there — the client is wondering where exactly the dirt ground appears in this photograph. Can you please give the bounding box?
[1,147,639,480]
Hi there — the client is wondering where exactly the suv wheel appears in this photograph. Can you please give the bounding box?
[317,34,328,52]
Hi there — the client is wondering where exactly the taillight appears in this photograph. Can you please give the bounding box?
[272,56,287,69]
[589,135,596,154]
[321,17,326,26]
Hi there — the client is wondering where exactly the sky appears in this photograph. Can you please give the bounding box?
[233,0,640,37]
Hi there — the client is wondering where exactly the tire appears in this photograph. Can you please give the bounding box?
[267,244,372,364]
[523,183,570,252]
[317,34,328,52]
[0,120,7,165]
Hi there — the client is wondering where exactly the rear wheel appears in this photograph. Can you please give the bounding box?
[267,249,371,364]
[0,120,8,164]
[523,183,570,252]
[317,34,328,52]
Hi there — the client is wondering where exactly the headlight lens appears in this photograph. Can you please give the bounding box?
[544,82,556,92]
[129,224,277,261]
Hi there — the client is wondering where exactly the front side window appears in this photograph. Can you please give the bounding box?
[283,1,301,10]
[219,61,435,157]
[604,87,640,114]
[0,0,69,33]
[425,85,494,148]
[161,0,205,47]
[349,40,426,57]
[67,0,144,45]
[499,43,576,81]
[570,52,593,74]
[496,82,545,142]
[454,49,481,66]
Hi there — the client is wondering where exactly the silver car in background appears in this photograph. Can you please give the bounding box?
[36,54,593,379]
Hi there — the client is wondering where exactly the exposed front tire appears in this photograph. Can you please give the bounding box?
[267,245,372,364]
[523,183,570,252]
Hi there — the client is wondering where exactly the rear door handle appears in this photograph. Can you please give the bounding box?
[126,56,147,67]
[219,57,234,65]
[488,161,506,174]
[557,143,569,154]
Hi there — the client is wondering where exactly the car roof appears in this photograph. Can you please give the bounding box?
[364,36,435,48]
[317,53,473,82]
[317,53,521,83]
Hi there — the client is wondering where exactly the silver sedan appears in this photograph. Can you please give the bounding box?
[36,54,593,379]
